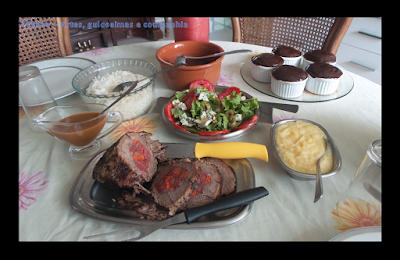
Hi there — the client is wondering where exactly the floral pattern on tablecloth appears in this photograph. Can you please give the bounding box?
[273,114,297,123]
[19,107,26,119]
[109,116,158,141]
[19,171,49,211]
[331,199,382,233]
[215,74,234,86]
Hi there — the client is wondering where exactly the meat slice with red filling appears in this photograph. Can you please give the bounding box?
[150,158,226,215]
[199,158,236,196]
[182,161,222,209]
[92,131,166,190]
[151,158,200,215]
[118,190,169,220]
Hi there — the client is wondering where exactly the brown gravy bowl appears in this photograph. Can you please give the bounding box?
[49,112,108,146]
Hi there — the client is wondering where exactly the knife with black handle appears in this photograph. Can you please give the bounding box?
[185,186,269,223]
[84,187,269,241]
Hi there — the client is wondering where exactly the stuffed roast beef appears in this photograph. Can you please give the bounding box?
[92,131,166,189]
[181,159,222,210]
[150,158,200,215]
[93,132,236,220]
[200,158,236,196]
[150,158,235,215]
[118,190,169,220]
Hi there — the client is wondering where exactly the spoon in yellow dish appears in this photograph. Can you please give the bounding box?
[314,137,329,203]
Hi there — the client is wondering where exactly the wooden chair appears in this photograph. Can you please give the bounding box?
[232,17,353,55]
[19,17,72,66]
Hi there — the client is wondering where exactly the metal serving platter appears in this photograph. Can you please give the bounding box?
[69,148,256,230]
[270,118,342,180]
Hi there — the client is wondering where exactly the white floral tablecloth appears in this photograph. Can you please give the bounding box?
[19,41,381,241]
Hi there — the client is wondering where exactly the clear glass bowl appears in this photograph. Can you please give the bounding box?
[72,59,157,121]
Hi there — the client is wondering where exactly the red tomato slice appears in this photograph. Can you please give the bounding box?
[182,90,197,110]
[165,102,190,133]
[217,86,241,101]
[189,79,215,92]
[165,102,174,121]
[198,129,230,136]
[232,115,259,131]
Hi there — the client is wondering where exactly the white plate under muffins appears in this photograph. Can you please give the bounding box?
[240,59,354,103]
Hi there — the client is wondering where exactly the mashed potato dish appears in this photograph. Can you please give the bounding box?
[275,121,333,174]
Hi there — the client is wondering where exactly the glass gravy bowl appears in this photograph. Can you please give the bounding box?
[33,103,123,159]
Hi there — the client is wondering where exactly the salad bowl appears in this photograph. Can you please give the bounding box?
[160,85,299,142]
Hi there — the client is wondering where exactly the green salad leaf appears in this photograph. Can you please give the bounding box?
[171,107,185,118]
[240,97,259,120]
[189,100,204,118]
[222,91,242,111]
[174,91,187,101]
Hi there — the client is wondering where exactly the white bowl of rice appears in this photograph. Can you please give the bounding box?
[72,59,156,121]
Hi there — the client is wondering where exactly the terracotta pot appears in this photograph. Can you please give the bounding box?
[156,41,224,90]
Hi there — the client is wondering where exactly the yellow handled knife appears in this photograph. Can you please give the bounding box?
[163,142,268,162]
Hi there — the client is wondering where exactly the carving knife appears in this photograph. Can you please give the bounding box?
[163,142,268,162]
[84,186,269,241]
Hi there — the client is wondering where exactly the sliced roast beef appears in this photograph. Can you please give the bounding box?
[182,161,222,209]
[118,190,169,220]
[92,131,167,189]
[150,158,199,215]
[200,158,236,196]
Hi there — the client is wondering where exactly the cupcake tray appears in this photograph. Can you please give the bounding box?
[240,59,354,103]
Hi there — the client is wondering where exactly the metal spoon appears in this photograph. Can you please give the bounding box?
[100,62,186,116]
[111,62,186,93]
[314,137,329,203]
[175,49,252,64]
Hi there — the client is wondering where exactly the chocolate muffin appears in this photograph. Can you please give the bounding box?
[306,63,342,78]
[271,65,308,99]
[302,49,336,70]
[252,53,284,67]
[272,45,301,57]
[305,63,343,95]
[303,50,336,63]
[271,65,308,82]
[272,45,302,67]
[251,53,284,83]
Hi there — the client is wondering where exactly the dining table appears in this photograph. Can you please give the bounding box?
[19,40,381,241]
